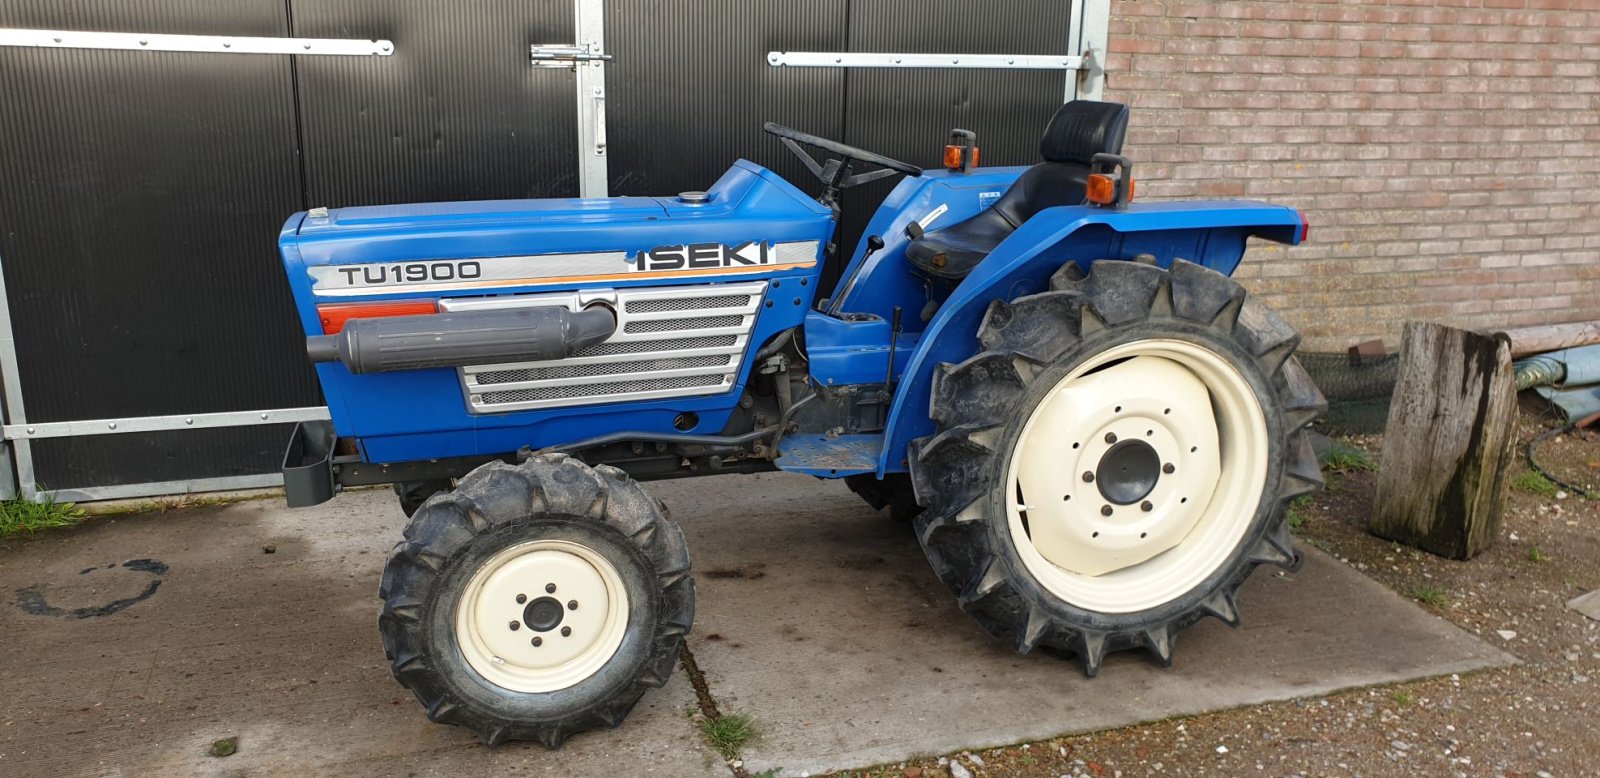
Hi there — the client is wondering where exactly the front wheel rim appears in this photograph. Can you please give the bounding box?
[1005,338,1270,614]
[454,539,630,694]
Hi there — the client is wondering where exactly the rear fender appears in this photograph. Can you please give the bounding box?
[878,200,1306,474]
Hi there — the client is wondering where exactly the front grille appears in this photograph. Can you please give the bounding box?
[624,314,742,334]
[481,374,725,405]
[460,282,765,412]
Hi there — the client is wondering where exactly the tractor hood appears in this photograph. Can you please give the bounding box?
[279,160,834,303]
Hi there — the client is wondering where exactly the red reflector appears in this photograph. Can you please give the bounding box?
[318,300,438,334]
[1298,211,1311,243]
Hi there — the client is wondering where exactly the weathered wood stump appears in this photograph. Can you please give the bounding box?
[1370,321,1516,559]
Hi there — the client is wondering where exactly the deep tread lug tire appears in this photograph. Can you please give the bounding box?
[378,454,694,747]
[909,259,1326,677]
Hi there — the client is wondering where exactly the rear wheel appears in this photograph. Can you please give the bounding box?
[909,259,1324,675]
[378,455,693,746]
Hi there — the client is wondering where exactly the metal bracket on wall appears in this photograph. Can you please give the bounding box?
[767,52,1087,70]
[766,0,1111,101]
[0,28,394,56]
[529,43,612,69]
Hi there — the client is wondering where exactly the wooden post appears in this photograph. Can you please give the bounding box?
[1370,321,1517,560]
[1501,320,1600,358]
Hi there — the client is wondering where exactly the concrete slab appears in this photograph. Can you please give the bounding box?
[1570,589,1600,621]
[0,491,721,778]
[653,472,1518,777]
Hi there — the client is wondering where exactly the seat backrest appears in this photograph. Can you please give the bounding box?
[990,100,1130,228]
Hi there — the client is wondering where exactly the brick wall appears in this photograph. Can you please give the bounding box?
[1103,0,1600,352]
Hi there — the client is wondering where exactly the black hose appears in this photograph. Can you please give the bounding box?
[1526,423,1597,499]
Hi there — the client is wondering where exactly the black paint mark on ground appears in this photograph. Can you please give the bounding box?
[16,558,168,619]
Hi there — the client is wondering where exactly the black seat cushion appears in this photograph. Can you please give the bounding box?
[906,100,1129,281]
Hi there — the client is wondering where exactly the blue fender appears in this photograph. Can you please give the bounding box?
[877,200,1307,474]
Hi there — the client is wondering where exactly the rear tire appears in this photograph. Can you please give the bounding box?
[909,259,1325,676]
[378,455,694,746]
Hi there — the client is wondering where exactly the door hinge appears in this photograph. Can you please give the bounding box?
[529,43,612,70]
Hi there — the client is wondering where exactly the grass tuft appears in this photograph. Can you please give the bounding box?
[1528,546,1549,563]
[1320,447,1377,473]
[0,494,86,538]
[700,711,755,759]
[1511,471,1559,497]
[1410,585,1448,608]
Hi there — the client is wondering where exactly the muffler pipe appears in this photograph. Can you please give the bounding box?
[307,305,616,374]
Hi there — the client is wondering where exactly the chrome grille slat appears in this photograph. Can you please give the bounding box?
[449,281,768,413]
[476,354,731,384]
[624,315,742,334]
[625,294,749,313]
[571,334,737,357]
[482,374,724,405]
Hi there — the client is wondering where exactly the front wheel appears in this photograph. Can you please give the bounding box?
[378,455,694,746]
[909,259,1325,676]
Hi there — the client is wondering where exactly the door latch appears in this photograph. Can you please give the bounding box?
[529,43,612,70]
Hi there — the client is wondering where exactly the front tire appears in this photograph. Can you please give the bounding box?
[909,259,1325,676]
[378,455,694,747]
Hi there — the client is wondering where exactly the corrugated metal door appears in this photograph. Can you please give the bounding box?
[837,1,1075,281]
[603,0,1073,290]
[603,1,846,202]
[290,1,581,206]
[0,1,315,492]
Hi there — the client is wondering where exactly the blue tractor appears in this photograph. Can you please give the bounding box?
[280,100,1324,746]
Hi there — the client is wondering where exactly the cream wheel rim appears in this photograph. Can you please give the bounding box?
[455,539,630,693]
[1004,339,1269,614]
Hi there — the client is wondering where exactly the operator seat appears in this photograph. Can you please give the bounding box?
[905,100,1130,281]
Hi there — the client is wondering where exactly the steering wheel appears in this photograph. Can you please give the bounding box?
[763,122,922,196]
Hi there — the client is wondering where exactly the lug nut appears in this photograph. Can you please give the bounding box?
[516,593,527,604]
[546,582,557,593]
[568,600,579,610]
[1104,432,1118,444]
[561,626,572,637]
[531,636,543,647]
[1082,471,1095,483]
[1101,505,1113,516]
[1163,463,1176,474]
[1141,501,1153,512]
[509,621,521,631]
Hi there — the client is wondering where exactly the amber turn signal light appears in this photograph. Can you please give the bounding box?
[1086,173,1134,206]
[943,144,979,171]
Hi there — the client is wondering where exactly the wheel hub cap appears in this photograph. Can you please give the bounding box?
[523,596,565,632]
[1096,439,1162,505]
[455,540,629,694]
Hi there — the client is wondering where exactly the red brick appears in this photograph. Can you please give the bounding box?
[1106,0,1599,348]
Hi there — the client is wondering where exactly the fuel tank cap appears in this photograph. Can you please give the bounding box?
[677,191,711,204]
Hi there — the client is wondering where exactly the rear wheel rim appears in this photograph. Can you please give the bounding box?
[454,539,630,693]
[1004,338,1269,614]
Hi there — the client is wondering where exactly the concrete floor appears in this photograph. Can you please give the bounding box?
[0,473,1513,776]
